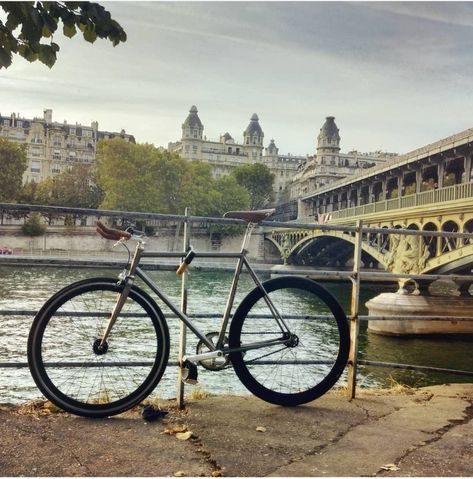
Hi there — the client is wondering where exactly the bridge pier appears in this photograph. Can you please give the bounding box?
[366,291,473,336]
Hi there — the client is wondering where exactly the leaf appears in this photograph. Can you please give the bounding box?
[41,25,52,38]
[0,46,12,69]
[174,471,186,477]
[38,44,57,68]
[380,464,400,471]
[175,431,193,441]
[162,424,188,435]
[83,26,97,43]
[63,23,77,38]
[256,426,267,432]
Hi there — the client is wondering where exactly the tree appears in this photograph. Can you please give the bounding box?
[97,139,165,212]
[96,139,251,219]
[35,163,103,208]
[0,137,28,201]
[22,212,46,236]
[0,1,126,69]
[232,163,274,209]
[214,175,250,215]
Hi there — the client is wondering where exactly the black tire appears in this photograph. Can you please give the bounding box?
[229,276,349,406]
[28,278,170,418]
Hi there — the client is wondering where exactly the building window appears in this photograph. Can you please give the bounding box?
[17,120,22,128]
[31,160,40,173]
[2,119,9,126]
[70,127,76,136]
[228,147,232,154]
[236,148,240,154]
[193,129,198,138]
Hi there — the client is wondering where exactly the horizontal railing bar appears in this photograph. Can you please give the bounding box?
[2,310,473,322]
[358,360,473,377]
[142,252,244,259]
[0,310,337,321]
[0,359,334,369]
[2,202,473,239]
[359,315,473,321]
[0,361,179,368]
[4,258,473,283]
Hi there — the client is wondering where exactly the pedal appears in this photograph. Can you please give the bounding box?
[181,359,198,385]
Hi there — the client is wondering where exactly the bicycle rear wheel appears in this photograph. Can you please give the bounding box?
[28,278,169,418]
[229,276,349,406]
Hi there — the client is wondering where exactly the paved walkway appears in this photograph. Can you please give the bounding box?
[1,384,472,476]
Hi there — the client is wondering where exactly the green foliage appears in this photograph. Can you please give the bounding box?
[96,139,251,224]
[0,1,126,69]
[232,163,274,209]
[21,164,103,208]
[0,137,28,201]
[22,212,46,236]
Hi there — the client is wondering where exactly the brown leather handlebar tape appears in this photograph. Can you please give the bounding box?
[96,221,132,240]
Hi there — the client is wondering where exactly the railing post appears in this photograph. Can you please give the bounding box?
[347,219,363,400]
[176,207,190,409]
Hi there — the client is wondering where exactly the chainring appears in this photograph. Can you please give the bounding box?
[196,331,230,371]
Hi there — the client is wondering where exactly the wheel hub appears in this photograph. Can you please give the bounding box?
[93,338,109,355]
[286,334,299,348]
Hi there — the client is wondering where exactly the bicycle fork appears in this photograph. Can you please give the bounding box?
[98,241,144,350]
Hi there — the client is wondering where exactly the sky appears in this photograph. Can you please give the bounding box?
[2,1,473,157]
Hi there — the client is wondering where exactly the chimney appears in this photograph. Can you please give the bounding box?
[43,109,52,123]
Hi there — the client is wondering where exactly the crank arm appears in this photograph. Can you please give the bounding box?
[184,350,224,363]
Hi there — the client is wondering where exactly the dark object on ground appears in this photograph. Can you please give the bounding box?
[141,405,168,422]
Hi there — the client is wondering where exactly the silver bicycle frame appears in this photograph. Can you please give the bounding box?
[101,222,293,362]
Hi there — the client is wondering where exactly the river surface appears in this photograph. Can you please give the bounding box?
[0,265,472,403]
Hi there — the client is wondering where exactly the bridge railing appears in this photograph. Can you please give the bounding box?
[329,182,473,221]
[0,202,473,406]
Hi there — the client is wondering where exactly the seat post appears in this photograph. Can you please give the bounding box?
[240,222,256,254]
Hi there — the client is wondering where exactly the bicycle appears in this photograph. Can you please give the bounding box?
[27,209,350,418]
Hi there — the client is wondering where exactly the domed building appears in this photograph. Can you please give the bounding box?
[290,116,397,198]
[168,106,305,203]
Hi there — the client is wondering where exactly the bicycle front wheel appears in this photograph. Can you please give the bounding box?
[229,276,349,406]
[28,278,170,418]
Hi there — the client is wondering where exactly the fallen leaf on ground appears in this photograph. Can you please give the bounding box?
[174,471,186,477]
[380,464,400,471]
[176,431,193,441]
[256,426,267,432]
[162,425,188,435]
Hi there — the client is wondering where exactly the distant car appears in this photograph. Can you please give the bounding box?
[0,246,13,255]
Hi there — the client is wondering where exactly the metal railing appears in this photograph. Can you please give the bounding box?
[328,182,473,221]
[1,202,473,405]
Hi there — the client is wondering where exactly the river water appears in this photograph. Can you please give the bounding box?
[0,265,472,404]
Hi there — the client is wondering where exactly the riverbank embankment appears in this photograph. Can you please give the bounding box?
[1,383,472,476]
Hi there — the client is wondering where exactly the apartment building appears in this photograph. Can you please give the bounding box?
[0,109,135,183]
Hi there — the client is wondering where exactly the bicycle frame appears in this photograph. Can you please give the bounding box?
[100,222,293,364]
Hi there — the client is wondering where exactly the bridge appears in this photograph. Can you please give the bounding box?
[268,126,473,281]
